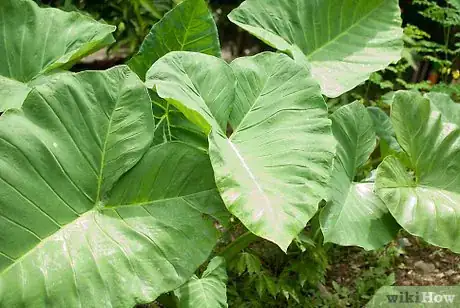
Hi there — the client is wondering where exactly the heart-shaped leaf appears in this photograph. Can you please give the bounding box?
[129,0,221,79]
[147,51,335,251]
[376,91,460,253]
[320,102,398,250]
[0,66,227,307]
[228,0,403,97]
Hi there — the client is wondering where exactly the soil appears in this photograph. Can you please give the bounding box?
[326,234,460,289]
[395,237,460,286]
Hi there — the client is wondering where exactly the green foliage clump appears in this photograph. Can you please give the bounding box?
[226,232,329,307]
[1,0,460,307]
[363,0,460,101]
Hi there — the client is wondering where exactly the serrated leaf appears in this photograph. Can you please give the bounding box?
[129,0,221,79]
[376,91,460,253]
[175,257,228,308]
[231,252,261,276]
[255,273,278,299]
[0,67,226,307]
[281,285,300,303]
[261,275,278,298]
[0,0,115,112]
[228,0,403,97]
[447,0,460,11]
[147,51,335,252]
[321,102,398,250]
[255,275,265,299]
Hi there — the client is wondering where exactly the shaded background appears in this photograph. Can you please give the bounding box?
[33,0,457,68]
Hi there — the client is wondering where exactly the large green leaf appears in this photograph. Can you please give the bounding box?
[320,102,398,250]
[175,257,228,308]
[426,92,460,126]
[146,51,235,134]
[210,53,335,251]
[129,0,221,79]
[147,51,335,251]
[376,91,460,253]
[0,76,30,113]
[367,106,401,153]
[0,0,115,112]
[228,0,403,97]
[108,141,230,229]
[0,67,226,307]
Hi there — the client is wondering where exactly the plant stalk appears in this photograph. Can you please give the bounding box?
[219,231,259,262]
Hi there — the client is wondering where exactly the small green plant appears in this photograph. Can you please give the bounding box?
[226,232,329,307]
[361,0,460,101]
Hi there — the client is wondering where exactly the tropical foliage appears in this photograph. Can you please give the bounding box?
[1,0,459,307]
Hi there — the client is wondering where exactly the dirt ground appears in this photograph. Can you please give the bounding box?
[327,234,460,288]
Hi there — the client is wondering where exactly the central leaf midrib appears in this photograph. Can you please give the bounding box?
[226,139,273,215]
[179,3,199,51]
[305,0,387,60]
[225,63,287,226]
[105,188,217,209]
[230,64,273,135]
[95,76,127,203]
[0,188,215,276]
[1,7,12,78]
[327,181,368,233]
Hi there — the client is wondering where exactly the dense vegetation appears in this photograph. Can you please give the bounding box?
[0,0,459,307]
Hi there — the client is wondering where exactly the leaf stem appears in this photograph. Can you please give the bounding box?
[152,100,167,111]
[219,231,259,262]
[165,101,173,141]
[154,115,166,134]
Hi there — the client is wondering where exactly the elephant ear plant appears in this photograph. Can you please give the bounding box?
[145,51,336,252]
[375,91,460,253]
[228,0,403,97]
[0,0,116,112]
[0,66,228,307]
[1,0,460,307]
